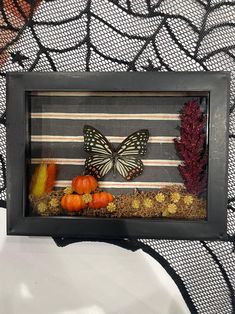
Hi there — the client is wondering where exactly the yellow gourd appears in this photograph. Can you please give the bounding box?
[30,163,48,197]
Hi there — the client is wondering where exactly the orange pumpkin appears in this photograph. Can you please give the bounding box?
[72,175,98,194]
[89,192,114,209]
[61,194,86,212]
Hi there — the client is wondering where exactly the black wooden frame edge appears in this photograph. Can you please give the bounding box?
[6,72,230,240]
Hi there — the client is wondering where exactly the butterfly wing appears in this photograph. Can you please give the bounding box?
[116,129,149,156]
[115,156,144,181]
[115,129,149,181]
[83,125,114,155]
[85,155,114,179]
[83,125,114,179]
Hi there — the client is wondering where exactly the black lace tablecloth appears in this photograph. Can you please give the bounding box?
[0,1,235,313]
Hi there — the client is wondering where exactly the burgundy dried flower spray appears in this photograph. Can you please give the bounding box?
[174,100,208,195]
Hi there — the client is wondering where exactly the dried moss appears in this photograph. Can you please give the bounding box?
[29,190,64,216]
[29,185,206,220]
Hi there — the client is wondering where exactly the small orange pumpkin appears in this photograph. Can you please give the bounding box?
[89,192,114,209]
[61,194,86,212]
[72,175,98,195]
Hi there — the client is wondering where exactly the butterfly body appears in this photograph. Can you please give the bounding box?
[83,125,149,181]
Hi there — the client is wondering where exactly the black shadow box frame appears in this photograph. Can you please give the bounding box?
[6,72,229,240]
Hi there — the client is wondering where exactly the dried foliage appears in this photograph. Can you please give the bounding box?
[174,100,208,195]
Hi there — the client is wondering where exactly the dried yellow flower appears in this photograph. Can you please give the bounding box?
[106,202,116,212]
[167,203,177,214]
[184,195,194,206]
[143,198,153,208]
[37,202,47,214]
[198,208,207,216]
[82,193,92,203]
[132,198,140,209]
[63,186,73,194]
[49,198,59,208]
[155,193,165,203]
[162,210,169,217]
[171,192,181,203]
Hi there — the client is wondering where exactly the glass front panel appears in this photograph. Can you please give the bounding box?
[27,91,209,220]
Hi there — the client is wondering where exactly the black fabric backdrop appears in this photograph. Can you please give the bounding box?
[0,1,235,313]
[29,94,206,194]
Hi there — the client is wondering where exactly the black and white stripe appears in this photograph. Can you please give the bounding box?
[29,94,202,194]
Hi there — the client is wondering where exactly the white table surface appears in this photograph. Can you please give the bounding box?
[0,209,190,314]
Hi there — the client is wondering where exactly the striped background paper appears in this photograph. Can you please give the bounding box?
[29,92,205,194]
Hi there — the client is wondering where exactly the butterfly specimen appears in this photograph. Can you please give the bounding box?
[83,125,149,181]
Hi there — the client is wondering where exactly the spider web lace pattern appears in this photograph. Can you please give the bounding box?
[0,0,235,312]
